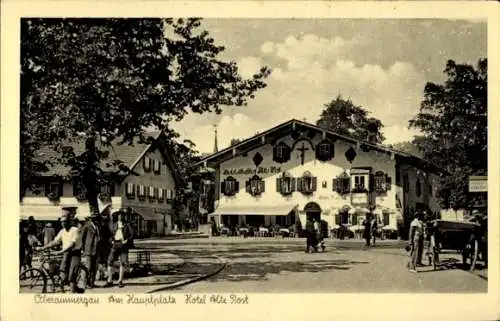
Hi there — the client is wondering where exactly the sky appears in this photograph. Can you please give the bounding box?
[170,19,486,154]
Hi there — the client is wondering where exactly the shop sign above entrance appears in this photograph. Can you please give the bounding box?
[469,176,487,193]
[223,166,281,176]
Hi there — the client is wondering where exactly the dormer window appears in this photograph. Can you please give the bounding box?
[246,175,265,196]
[277,172,295,196]
[315,139,334,161]
[221,176,239,197]
[297,171,317,194]
[350,168,370,193]
[273,142,291,163]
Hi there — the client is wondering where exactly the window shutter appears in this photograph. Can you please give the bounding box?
[260,180,265,193]
[276,178,282,192]
[246,180,251,193]
[385,174,392,191]
[352,214,358,225]
[235,181,240,192]
[343,177,351,193]
[332,179,338,192]
[335,214,341,225]
[221,181,226,195]
[291,178,296,192]
[154,187,158,199]
[312,177,317,191]
[136,185,140,196]
[383,213,390,226]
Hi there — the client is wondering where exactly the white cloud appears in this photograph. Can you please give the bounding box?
[382,125,422,145]
[173,34,427,153]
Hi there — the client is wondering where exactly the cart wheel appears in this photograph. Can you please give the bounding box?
[469,239,479,272]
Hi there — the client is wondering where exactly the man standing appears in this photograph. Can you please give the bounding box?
[36,209,84,293]
[106,209,134,288]
[80,212,101,288]
[305,218,317,253]
[408,211,424,273]
[362,213,373,247]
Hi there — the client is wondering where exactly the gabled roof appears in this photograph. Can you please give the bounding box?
[34,131,185,185]
[194,119,444,174]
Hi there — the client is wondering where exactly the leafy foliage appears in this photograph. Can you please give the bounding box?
[409,59,487,209]
[21,18,270,213]
[316,95,385,143]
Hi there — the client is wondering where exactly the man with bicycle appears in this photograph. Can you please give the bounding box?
[36,209,84,293]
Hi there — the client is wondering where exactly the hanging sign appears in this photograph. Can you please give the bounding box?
[469,176,487,193]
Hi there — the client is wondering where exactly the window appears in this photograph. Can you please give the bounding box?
[374,171,387,193]
[333,172,350,195]
[143,156,151,172]
[153,159,161,174]
[383,213,390,226]
[416,179,422,197]
[166,189,173,204]
[273,142,291,163]
[350,168,370,193]
[158,188,164,202]
[275,215,287,227]
[276,172,295,195]
[246,175,265,196]
[125,183,135,199]
[137,185,146,198]
[297,171,317,194]
[315,139,334,161]
[148,186,155,200]
[395,166,401,185]
[221,176,239,196]
[46,182,61,200]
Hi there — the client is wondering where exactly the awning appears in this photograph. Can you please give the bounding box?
[133,208,165,221]
[21,204,91,221]
[211,204,298,216]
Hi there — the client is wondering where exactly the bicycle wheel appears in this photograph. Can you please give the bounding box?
[19,268,47,293]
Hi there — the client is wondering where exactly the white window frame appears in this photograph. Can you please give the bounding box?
[158,188,164,200]
[144,156,151,172]
[126,183,134,195]
[148,186,155,198]
[139,185,145,197]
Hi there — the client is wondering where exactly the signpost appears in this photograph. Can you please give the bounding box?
[468,176,487,210]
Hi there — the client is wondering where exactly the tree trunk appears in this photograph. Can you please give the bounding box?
[84,136,100,215]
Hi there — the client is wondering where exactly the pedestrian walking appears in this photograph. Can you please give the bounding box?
[362,213,373,246]
[80,211,101,288]
[106,209,134,288]
[407,211,424,273]
[305,218,317,253]
[43,223,56,246]
[370,214,378,246]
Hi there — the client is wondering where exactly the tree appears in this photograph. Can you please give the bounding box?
[388,141,423,158]
[21,18,270,214]
[409,58,487,209]
[316,95,385,143]
[230,138,241,146]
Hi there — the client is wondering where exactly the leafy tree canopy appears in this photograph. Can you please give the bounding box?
[409,58,487,209]
[21,18,270,212]
[316,95,385,144]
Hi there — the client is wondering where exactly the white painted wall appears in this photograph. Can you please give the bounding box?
[216,134,399,228]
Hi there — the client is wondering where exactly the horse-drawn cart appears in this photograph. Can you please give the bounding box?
[424,219,484,272]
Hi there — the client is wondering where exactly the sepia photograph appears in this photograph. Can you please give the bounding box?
[16,17,490,296]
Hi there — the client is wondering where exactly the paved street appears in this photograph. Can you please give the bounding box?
[133,238,487,293]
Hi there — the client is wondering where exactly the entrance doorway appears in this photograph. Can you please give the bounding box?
[304,202,322,221]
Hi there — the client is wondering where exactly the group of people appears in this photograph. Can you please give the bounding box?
[19,205,134,293]
[406,209,488,273]
[304,217,327,253]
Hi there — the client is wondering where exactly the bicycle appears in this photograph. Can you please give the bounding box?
[19,250,88,293]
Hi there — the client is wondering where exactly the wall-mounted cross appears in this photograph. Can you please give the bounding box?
[297,142,309,165]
